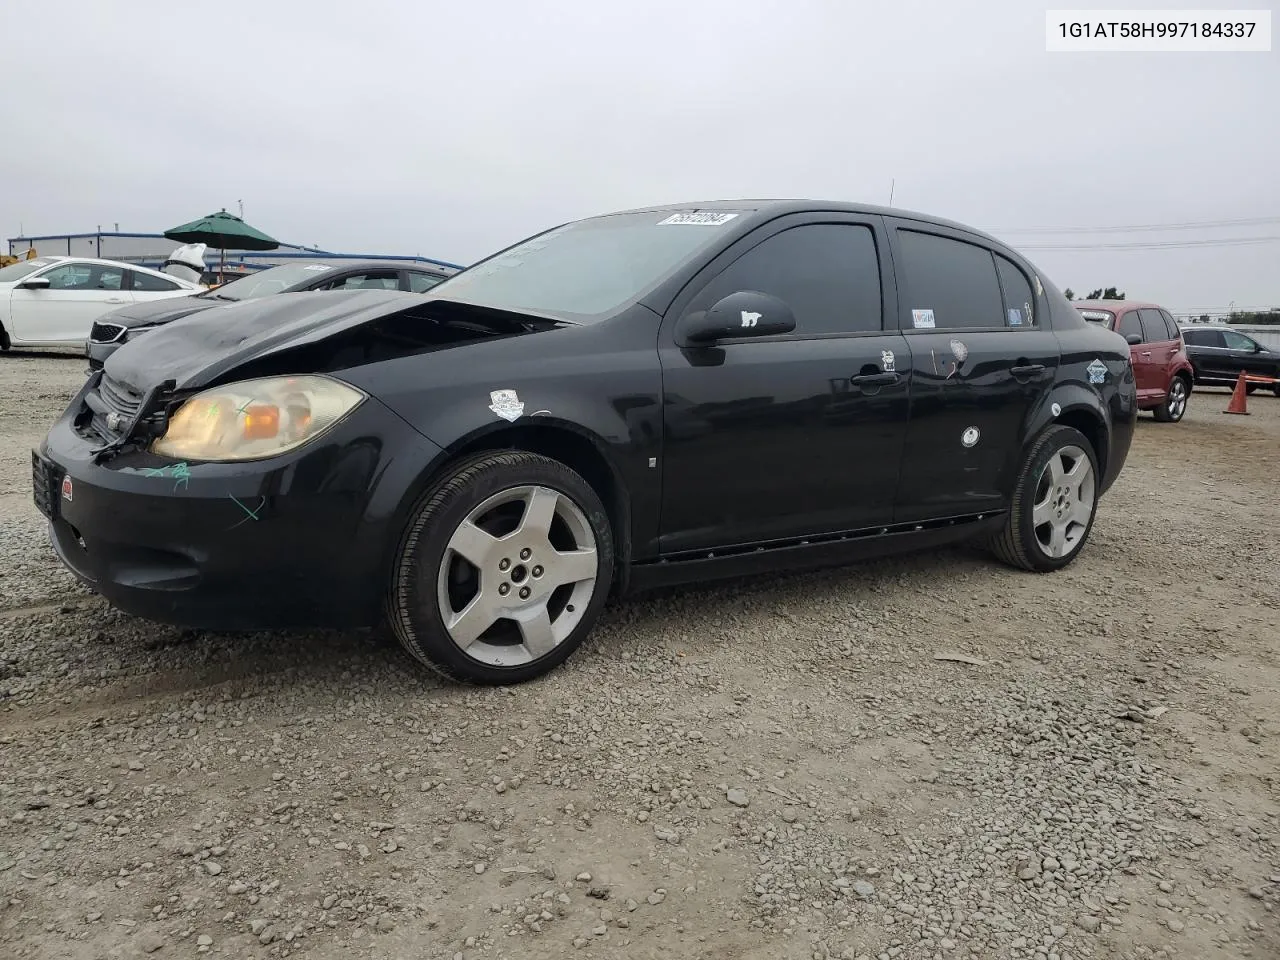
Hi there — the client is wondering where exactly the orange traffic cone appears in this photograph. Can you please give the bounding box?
[1224,371,1249,415]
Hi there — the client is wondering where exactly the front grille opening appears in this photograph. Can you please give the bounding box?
[89,321,126,343]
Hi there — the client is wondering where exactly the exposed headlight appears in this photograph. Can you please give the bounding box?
[151,375,366,461]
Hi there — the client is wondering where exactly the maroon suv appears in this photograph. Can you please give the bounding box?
[1075,300,1194,423]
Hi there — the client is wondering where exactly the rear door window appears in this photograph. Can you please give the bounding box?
[129,270,183,292]
[1185,328,1225,347]
[1138,308,1171,343]
[896,230,1003,330]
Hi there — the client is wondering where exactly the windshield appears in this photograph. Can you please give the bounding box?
[0,257,58,282]
[212,262,336,300]
[428,210,745,320]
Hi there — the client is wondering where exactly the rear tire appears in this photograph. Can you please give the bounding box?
[1152,375,1189,423]
[988,425,1099,573]
[0,322,10,351]
[386,451,614,685]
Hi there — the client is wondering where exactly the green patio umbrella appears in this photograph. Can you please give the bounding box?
[163,208,279,282]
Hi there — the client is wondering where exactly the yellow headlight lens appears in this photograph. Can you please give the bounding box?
[151,375,365,461]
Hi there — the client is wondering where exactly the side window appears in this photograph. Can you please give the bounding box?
[408,272,445,293]
[897,230,1003,330]
[687,223,883,335]
[1117,310,1142,341]
[1182,329,1206,346]
[1222,330,1258,351]
[1197,329,1226,348]
[319,270,400,291]
[130,270,181,292]
[1138,308,1170,343]
[41,263,124,290]
[994,253,1035,327]
[1158,309,1180,338]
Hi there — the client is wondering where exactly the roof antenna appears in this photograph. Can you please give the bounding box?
[888,179,896,206]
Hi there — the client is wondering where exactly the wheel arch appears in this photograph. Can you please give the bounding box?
[1026,386,1111,483]
[393,419,633,595]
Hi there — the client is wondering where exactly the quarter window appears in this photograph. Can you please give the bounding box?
[130,270,182,292]
[1158,309,1180,338]
[897,230,1003,330]
[994,253,1036,327]
[1117,310,1143,342]
[687,223,883,335]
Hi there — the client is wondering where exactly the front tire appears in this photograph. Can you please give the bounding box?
[1152,375,1189,422]
[988,425,1099,573]
[386,451,614,685]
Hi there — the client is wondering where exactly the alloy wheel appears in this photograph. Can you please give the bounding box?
[1031,444,1096,560]
[436,485,599,667]
[1167,379,1188,420]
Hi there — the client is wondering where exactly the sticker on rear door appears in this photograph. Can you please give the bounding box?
[1008,308,1023,326]
[911,309,936,329]
[657,212,739,226]
[1087,359,1108,384]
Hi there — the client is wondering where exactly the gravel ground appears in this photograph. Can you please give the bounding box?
[1,353,1277,960]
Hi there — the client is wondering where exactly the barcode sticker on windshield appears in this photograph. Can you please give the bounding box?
[658,212,740,226]
[304,264,331,271]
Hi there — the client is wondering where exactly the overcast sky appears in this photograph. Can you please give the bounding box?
[1,0,1275,314]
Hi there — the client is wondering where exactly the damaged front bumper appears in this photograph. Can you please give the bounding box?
[34,377,445,631]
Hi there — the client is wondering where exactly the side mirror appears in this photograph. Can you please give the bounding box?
[680,291,796,345]
[1125,333,1142,346]
[19,276,51,290]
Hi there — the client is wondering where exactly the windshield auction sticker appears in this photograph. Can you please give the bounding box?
[658,212,740,226]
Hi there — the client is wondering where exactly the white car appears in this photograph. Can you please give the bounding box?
[0,256,201,352]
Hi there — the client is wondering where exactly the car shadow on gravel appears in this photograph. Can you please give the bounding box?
[5,542,992,718]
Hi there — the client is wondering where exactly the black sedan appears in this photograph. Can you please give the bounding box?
[35,200,1136,685]
[1179,324,1280,396]
[85,258,459,369]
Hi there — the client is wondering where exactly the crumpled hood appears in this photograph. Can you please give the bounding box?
[103,289,422,393]
[98,292,219,328]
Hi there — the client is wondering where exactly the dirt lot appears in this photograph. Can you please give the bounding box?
[1,353,1277,960]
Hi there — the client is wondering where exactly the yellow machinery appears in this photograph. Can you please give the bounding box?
[0,247,38,268]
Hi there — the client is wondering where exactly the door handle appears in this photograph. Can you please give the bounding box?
[849,372,899,388]
[1140,351,1151,359]
[1011,363,1045,380]
[105,297,125,303]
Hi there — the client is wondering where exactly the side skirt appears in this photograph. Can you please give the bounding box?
[624,512,1006,595]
